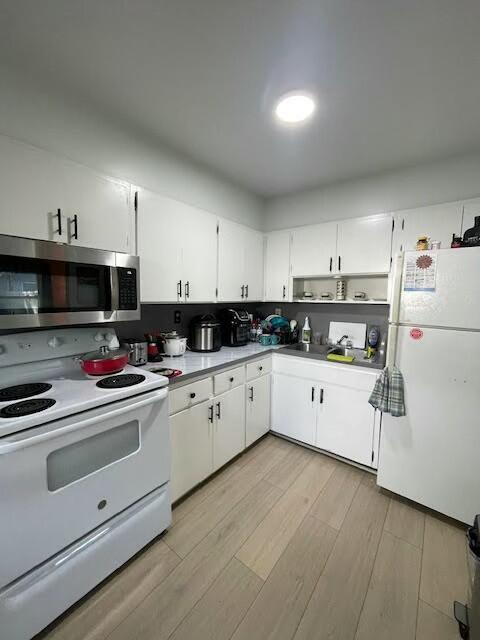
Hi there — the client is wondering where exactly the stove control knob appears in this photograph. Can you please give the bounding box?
[94,332,105,342]
[48,336,63,348]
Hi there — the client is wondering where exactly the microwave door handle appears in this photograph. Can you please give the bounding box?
[0,388,167,454]
[110,266,120,311]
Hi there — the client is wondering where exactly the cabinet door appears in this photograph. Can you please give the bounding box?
[62,165,131,253]
[264,231,291,301]
[315,382,375,466]
[271,374,317,445]
[392,202,463,255]
[336,215,392,275]
[213,385,245,471]
[0,136,66,242]
[137,190,183,302]
[217,218,245,302]
[243,227,264,301]
[181,204,218,302]
[290,222,337,277]
[170,401,213,502]
[245,374,271,447]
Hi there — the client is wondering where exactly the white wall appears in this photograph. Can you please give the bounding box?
[0,66,264,230]
[264,154,480,230]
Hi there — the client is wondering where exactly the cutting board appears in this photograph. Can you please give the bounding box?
[328,321,367,349]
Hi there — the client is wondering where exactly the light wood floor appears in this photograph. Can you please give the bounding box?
[39,435,468,640]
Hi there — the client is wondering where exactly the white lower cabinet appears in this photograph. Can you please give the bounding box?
[271,355,379,467]
[246,374,271,447]
[315,382,375,467]
[170,400,213,503]
[271,373,317,445]
[213,385,246,471]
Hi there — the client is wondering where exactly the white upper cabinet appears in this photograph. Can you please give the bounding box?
[0,136,132,253]
[336,215,392,275]
[264,230,291,301]
[243,226,264,301]
[392,202,463,255]
[291,222,337,277]
[0,137,64,242]
[138,190,217,303]
[61,164,131,253]
[218,218,264,302]
[180,205,218,302]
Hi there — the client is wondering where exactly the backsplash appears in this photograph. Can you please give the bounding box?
[0,302,389,347]
[253,302,390,347]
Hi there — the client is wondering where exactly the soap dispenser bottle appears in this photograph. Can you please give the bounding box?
[301,316,312,344]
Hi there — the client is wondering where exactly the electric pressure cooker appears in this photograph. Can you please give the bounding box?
[189,314,222,352]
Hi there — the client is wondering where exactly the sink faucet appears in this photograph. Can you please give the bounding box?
[336,335,353,348]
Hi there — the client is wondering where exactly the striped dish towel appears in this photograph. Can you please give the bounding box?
[368,366,406,417]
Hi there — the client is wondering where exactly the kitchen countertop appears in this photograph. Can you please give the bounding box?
[140,341,383,385]
[142,343,282,384]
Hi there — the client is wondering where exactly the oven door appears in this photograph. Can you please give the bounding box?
[0,388,169,588]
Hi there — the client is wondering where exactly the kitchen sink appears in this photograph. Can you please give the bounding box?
[281,342,382,368]
[283,343,330,355]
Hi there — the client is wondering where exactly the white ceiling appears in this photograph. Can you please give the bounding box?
[1,0,480,197]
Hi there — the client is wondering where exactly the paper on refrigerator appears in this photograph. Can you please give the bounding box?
[403,252,437,292]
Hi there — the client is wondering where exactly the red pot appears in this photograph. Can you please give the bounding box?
[78,346,130,376]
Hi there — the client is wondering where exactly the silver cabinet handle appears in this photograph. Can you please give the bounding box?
[185,281,190,298]
[216,402,221,419]
[320,388,324,404]
[208,405,214,423]
[338,256,341,272]
[249,386,254,401]
[283,285,286,298]
[311,386,315,402]
[329,257,333,272]
[177,280,182,297]
[241,285,245,299]
[245,284,249,299]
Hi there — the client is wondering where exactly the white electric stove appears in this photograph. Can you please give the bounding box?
[0,328,171,640]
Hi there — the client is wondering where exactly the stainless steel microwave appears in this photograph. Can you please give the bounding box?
[0,235,140,329]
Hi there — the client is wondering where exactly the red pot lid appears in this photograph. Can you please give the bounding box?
[82,345,129,363]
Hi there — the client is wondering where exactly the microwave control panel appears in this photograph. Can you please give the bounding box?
[117,267,138,310]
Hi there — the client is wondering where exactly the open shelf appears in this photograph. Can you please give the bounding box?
[292,298,389,305]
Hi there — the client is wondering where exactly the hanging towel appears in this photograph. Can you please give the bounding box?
[369,366,406,417]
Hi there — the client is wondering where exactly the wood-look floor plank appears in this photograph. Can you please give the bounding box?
[236,489,313,580]
[236,453,336,580]
[106,481,282,640]
[166,441,289,557]
[355,531,422,640]
[288,453,337,500]
[169,558,263,640]
[294,482,389,640]
[420,515,468,618]
[232,515,337,640]
[172,435,277,525]
[42,539,179,640]
[310,463,362,530]
[384,497,425,548]
[264,443,313,491]
[416,600,460,640]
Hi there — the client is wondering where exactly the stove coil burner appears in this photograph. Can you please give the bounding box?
[96,374,146,389]
[0,382,52,402]
[0,398,56,418]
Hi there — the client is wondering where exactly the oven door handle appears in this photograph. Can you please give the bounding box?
[0,388,168,454]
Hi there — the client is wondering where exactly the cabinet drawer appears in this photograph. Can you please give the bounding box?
[246,357,271,381]
[213,366,245,396]
[169,378,213,415]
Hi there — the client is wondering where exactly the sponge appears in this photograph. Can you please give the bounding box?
[327,353,355,363]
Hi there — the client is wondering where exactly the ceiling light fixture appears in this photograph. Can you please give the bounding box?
[274,92,316,124]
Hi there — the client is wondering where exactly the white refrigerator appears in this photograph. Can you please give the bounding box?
[378,247,480,524]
